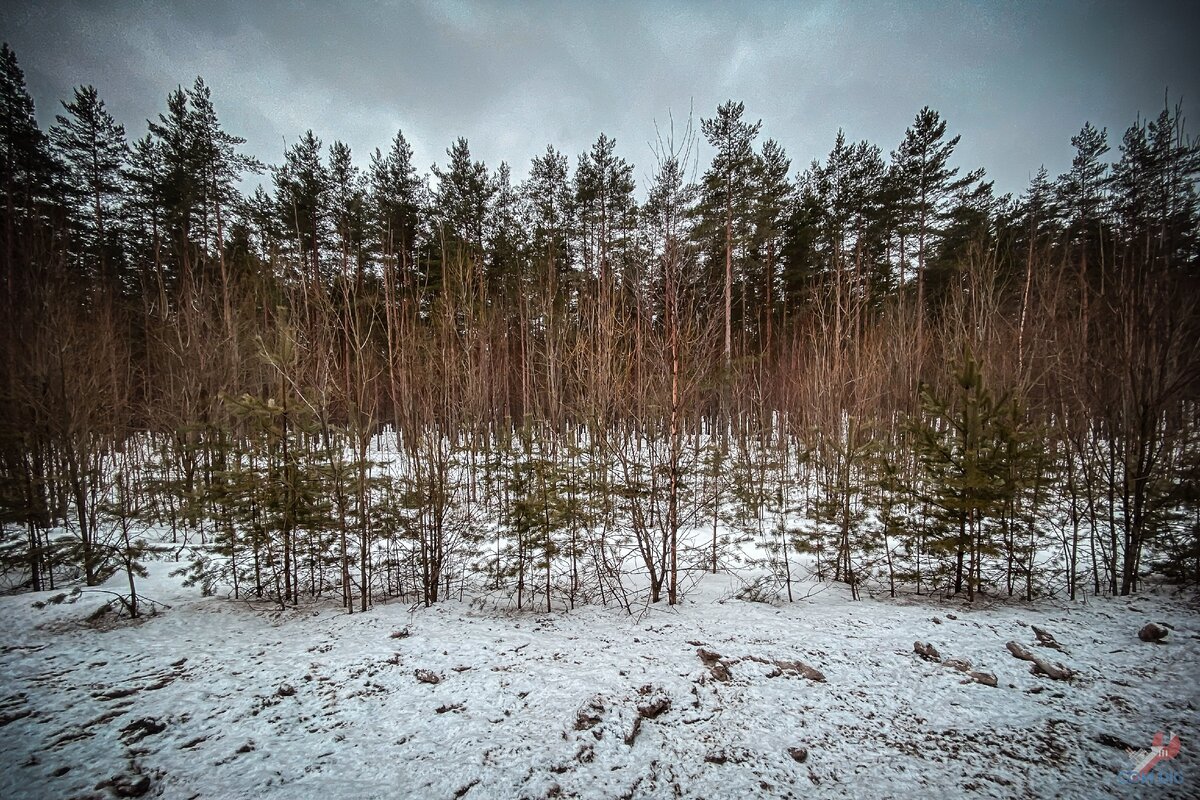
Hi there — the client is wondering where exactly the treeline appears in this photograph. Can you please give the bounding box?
[0,42,1197,615]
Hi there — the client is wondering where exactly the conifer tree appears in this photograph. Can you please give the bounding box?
[368,129,426,293]
[1056,122,1110,251]
[488,161,528,299]
[698,100,761,368]
[123,132,168,299]
[145,87,202,287]
[0,47,59,591]
[432,137,494,263]
[752,138,792,348]
[327,140,367,287]
[525,144,573,289]
[909,353,1010,600]
[274,130,329,287]
[0,43,52,298]
[889,108,983,353]
[573,133,636,288]
[49,85,129,289]
[187,77,262,282]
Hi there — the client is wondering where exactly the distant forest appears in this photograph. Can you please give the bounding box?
[1,42,1197,616]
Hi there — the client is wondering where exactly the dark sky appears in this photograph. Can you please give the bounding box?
[5,0,1199,197]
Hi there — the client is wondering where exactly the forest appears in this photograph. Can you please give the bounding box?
[1,41,1198,617]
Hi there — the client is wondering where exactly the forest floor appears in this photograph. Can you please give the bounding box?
[0,564,1196,799]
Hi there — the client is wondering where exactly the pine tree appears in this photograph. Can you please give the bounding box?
[182,393,339,608]
[872,450,915,598]
[800,132,889,317]
[1102,99,1200,594]
[925,175,995,305]
[488,161,528,299]
[641,149,698,375]
[0,43,52,299]
[49,85,129,290]
[1056,122,1110,251]
[909,353,1012,600]
[146,86,202,287]
[432,138,494,260]
[644,155,696,260]
[524,144,573,289]
[889,108,984,350]
[698,100,761,368]
[993,397,1051,600]
[1111,102,1200,275]
[0,47,57,591]
[368,129,425,293]
[123,132,169,300]
[187,77,261,297]
[93,467,153,617]
[327,140,367,287]
[751,138,791,348]
[274,130,329,287]
[573,133,636,288]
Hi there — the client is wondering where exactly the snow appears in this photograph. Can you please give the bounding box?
[1,562,1196,799]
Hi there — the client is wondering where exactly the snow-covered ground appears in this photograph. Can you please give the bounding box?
[0,563,1196,799]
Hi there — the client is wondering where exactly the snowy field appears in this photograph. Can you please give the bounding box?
[1,563,1196,799]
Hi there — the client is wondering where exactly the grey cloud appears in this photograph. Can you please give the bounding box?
[4,0,1198,197]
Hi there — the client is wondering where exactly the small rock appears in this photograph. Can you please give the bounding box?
[943,657,972,673]
[414,669,441,684]
[575,696,605,731]
[111,774,151,798]
[932,617,942,624]
[946,613,958,620]
[637,692,671,720]
[237,739,256,753]
[697,648,731,681]
[914,641,941,662]
[788,746,809,763]
[1138,623,1168,643]
[705,749,728,764]
[119,718,166,744]
[801,664,825,682]
[1031,625,1064,650]
[276,683,296,697]
[1095,732,1135,750]
[969,671,998,687]
[623,716,643,746]
[390,627,411,639]
[769,657,826,682]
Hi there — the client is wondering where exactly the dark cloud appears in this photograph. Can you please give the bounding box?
[5,0,1198,196]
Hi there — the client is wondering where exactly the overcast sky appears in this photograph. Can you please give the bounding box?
[5,0,1199,198]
